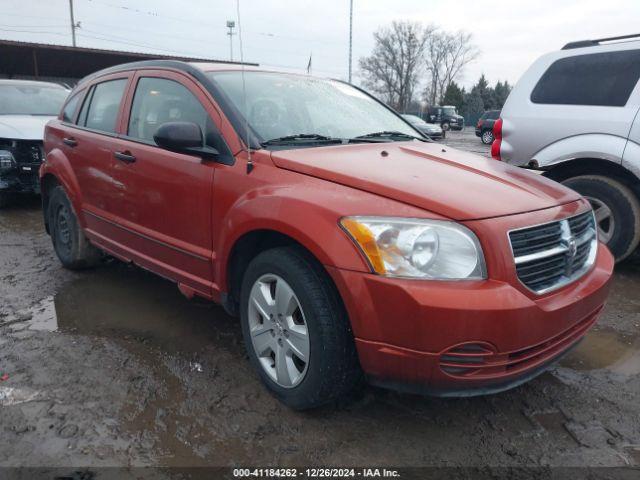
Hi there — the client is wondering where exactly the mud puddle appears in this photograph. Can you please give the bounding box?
[560,326,640,376]
[3,263,241,357]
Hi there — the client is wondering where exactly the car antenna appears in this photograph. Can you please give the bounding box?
[236,0,253,174]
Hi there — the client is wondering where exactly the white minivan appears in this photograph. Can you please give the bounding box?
[494,34,640,261]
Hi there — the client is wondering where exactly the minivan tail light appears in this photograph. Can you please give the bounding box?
[491,118,503,160]
[477,119,484,128]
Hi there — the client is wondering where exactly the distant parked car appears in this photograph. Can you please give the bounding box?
[401,114,445,139]
[0,80,69,207]
[426,105,464,131]
[494,34,640,261]
[475,110,500,144]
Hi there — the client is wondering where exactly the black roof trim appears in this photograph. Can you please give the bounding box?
[562,33,640,50]
[77,60,204,86]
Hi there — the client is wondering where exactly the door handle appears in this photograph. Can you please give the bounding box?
[62,137,77,147]
[114,151,136,164]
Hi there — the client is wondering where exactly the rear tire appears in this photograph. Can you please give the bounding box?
[240,246,361,410]
[48,186,102,269]
[562,175,640,262]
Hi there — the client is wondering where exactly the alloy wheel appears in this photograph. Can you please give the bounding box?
[247,274,310,388]
[585,195,615,243]
[482,131,494,144]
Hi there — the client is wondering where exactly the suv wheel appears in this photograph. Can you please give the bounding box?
[48,186,102,269]
[240,246,361,410]
[562,175,640,261]
[481,130,494,144]
[441,121,451,131]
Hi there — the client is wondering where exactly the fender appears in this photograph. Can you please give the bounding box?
[213,183,373,292]
[532,133,627,170]
[40,147,85,226]
[621,139,640,181]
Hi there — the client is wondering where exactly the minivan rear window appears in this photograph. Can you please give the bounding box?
[531,50,640,107]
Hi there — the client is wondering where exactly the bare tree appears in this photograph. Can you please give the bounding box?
[424,30,480,105]
[359,21,434,111]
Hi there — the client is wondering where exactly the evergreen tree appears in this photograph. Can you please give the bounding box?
[462,88,484,121]
[493,80,512,109]
[475,74,495,110]
[441,82,465,111]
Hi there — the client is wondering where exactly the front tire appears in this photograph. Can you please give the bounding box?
[562,175,640,261]
[441,121,451,131]
[48,186,102,269]
[481,130,494,144]
[240,246,361,410]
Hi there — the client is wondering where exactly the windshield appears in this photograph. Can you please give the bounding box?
[443,107,457,116]
[0,84,69,115]
[207,71,418,143]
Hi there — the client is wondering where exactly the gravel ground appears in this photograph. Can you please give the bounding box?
[0,129,639,475]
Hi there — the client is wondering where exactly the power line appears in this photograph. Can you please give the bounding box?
[76,32,206,57]
[0,27,69,36]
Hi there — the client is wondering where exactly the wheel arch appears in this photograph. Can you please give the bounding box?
[40,148,84,226]
[542,157,640,199]
[222,229,349,318]
[40,173,61,233]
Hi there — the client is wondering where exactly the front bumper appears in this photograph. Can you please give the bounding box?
[326,236,613,396]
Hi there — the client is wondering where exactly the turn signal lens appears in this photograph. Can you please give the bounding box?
[340,217,386,274]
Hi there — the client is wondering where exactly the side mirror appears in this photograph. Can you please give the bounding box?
[153,121,218,159]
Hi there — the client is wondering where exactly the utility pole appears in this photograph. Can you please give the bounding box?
[226,20,236,61]
[348,0,353,83]
[69,0,77,47]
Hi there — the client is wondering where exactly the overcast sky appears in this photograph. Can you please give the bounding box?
[2,0,640,91]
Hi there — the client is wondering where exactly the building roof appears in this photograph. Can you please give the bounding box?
[0,78,68,88]
[0,39,257,81]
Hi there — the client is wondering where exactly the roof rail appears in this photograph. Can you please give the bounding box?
[562,33,640,50]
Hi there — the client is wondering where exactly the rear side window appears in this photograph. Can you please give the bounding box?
[531,50,640,106]
[81,79,127,133]
[61,92,81,123]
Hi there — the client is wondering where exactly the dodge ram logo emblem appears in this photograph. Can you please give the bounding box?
[566,236,578,258]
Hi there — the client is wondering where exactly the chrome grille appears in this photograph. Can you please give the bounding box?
[509,211,597,294]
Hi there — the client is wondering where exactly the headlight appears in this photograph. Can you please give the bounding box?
[340,216,486,280]
[0,150,15,171]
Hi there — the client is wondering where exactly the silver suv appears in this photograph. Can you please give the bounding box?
[494,34,640,261]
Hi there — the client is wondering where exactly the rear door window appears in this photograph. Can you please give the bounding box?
[81,79,127,133]
[531,50,640,107]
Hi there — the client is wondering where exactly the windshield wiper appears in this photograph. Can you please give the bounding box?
[261,133,344,146]
[352,131,427,142]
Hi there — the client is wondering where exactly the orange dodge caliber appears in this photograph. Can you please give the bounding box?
[41,61,613,409]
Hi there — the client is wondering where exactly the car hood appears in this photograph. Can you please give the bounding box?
[270,142,580,221]
[0,115,55,140]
